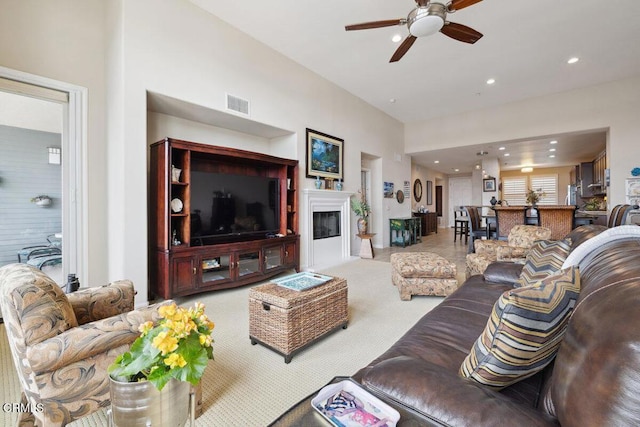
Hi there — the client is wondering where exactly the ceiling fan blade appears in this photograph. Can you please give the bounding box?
[345,19,404,31]
[440,22,483,44]
[390,35,417,63]
[448,0,482,12]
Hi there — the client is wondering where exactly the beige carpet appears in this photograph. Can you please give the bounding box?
[1,258,444,426]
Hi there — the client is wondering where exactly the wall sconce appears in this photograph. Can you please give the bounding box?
[48,147,61,165]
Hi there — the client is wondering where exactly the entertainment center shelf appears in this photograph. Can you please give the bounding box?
[149,137,300,299]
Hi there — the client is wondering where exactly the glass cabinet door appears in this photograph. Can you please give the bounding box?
[264,245,283,271]
[201,255,231,286]
[237,251,261,278]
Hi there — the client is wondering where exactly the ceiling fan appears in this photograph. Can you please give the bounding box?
[345,0,483,62]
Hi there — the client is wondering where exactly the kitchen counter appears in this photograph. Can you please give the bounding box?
[577,210,607,226]
[577,210,607,216]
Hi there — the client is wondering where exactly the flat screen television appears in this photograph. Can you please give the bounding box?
[190,171,280,244]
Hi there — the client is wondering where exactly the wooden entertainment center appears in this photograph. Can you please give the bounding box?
[149,138,299,299]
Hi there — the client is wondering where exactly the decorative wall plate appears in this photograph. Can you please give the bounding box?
[413,179,422,202]
[171,198,183,213]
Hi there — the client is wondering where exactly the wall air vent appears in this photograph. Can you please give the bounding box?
[225,93,250,116]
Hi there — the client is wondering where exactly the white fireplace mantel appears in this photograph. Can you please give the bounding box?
[302,189,354,271]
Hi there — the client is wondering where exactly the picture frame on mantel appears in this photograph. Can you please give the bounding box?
[483,178,496,192]
[306,128,344,181]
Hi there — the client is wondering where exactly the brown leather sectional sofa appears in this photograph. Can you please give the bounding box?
[352,225,640,426]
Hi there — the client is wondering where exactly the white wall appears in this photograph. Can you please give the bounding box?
[405,75,640,207]
[112,0,404,303]
[0,0,108,285]
[4,0,639,304]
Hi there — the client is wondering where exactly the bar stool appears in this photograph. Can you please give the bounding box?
[454,207,469,243]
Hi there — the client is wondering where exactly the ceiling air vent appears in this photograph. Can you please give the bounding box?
[226,93,250,116]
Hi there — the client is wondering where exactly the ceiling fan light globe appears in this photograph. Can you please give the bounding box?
[409,15,444,37]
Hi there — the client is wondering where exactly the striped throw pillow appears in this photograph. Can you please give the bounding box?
[459,266,580,389]
[517,239,571,287]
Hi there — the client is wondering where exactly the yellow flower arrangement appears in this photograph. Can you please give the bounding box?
[108,302,214,390]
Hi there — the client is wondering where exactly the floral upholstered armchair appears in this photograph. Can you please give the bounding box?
[465,225,552,278]
[0,263,171,427]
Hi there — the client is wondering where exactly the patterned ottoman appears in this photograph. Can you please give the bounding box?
[391,252,458,301]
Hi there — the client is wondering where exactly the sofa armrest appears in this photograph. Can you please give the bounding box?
[362,356,558,427]
[27,301,172,374]
[67,280,136,325]
[483,262,524,286]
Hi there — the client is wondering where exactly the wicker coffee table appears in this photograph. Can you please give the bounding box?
[249,275,348,363]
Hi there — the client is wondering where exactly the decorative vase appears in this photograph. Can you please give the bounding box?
[171,165,182,182]
[357,217,368,235]
[35,198,52,207]
[335,180,343,191]
[490,196,497,206]
[315,176,322,189]
[109,377,192,427]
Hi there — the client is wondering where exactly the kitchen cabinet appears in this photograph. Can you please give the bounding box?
[579,162,594,198]
[590,150,606,195]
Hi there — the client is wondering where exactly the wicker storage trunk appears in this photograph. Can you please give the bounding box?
[249,276,348,363]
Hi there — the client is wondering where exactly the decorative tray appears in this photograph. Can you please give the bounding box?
[271,272,333,291]
[311,380,400,427]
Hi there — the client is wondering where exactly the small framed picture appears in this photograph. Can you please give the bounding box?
[483,178,496,192]
[324,178,333,190]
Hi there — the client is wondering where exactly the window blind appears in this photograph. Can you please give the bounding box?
[502,177,528,205]
[531,175,559,204]
[0,77,68,103]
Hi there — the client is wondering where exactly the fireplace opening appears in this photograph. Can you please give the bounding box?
[313,211,341,240]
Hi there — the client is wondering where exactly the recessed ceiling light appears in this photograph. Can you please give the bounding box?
[549,155,556,158]
[521,167,533,173]
[504,153,510,157]
[454,168,460,172]
[550,140,558,144]
[567,57,579,64]
[392,34,402,43]
[434,160,440,164]
[498,146,506,150]
[486,78,496,85]
[475,164,481,170]
[389,98,396,103]
[550,148,556,152]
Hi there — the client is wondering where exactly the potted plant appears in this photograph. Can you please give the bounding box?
[31,195,52,207]
[583,197,603,211]
[525,188,546,206]
[351,191,371,234]
[108,302,214,425]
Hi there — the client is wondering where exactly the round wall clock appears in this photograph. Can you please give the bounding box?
[396,190,405,203]
[413,179,422,202]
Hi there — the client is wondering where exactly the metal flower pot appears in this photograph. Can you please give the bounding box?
[109,377,193,427]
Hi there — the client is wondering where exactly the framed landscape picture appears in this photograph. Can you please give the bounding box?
[306,128,344,181]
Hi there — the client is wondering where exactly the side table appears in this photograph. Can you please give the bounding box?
[356,233,376,259]
[389,217,422,247]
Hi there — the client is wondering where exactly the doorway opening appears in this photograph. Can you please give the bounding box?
[0,67,88,285]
